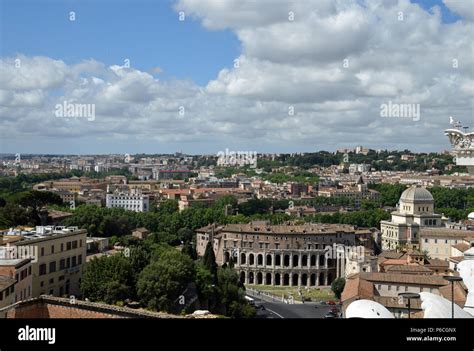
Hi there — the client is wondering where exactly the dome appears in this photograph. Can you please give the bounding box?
[345,300,394,318]
[400,186,434,203]
[468,212,474,220]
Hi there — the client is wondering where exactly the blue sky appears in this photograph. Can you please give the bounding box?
[1,0,241,85]
[1,0,458,86]
[0,0,471,155]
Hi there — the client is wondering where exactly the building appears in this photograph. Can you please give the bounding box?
[318,176,379,208]
[288,183,309,196]
[1,226,87,298]
[196,223,373,287]
[0,276,16,317]
[341,272,467,318]
[380,186,443,251]
[132,228,151,240]
[0,258,33,302]
[420,227,474,261]
[344,249,378,276]
[106,192,149,212]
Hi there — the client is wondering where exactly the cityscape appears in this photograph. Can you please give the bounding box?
[0,0,473,349]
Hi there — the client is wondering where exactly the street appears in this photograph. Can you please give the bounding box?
[248,292,340,319]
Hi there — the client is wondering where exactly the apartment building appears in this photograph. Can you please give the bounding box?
[0,276,15,317]
[0,258,33,302]
[420,227,474,261]
[106,192,150,212]
[4,226,87,298]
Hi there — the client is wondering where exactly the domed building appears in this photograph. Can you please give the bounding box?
[381,185,442,251]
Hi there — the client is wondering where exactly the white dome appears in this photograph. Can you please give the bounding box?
[420,292,473,318]
[468,212,474,220]
[400,186,434,203]
[345,300,394,318]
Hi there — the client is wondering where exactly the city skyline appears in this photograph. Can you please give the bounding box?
[0,0,473,155]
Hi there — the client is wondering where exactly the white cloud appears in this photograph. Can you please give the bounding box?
[0,0,472,153]
[443,0,474,21]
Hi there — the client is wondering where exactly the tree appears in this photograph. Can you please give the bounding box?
[177,227,194,243]
[203,242,217,282]
[80,254,134,303]
[331,277,346,300]
[137,249,195,312]
[182,241,197,260]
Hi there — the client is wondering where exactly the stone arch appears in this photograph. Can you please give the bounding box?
[275,254,281,266]
[310,273,317,286]
[224,251,230,263]
[266,254,272,266]
[240,271,246,284]
[240,253,246,265]
[319,255,325,267]
[293,255,299,267]
[248,272,255,284]
[302,255,308,267]
[283,273,290,286]
[257,272,263,284]
[310,255,316,267]
[257,254,263,266]
[265,273,272,285]
[301,273,308,286]
[274,273,281,286]
[284,254,290,267]
[249,253,255,266]
[319,272,325,286]
[292,273,299,286]
[327,272,333,285]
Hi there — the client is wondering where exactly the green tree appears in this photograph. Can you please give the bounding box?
[80,254,134,303]
[137,249,195,312]
[331,277,346,300]
[203,242,218,282]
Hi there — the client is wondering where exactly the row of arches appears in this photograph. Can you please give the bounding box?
[235,252,331,268]
[240,271,334,287]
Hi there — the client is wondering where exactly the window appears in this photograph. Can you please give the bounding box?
[66,242,72,250]
[60,259,65,270]
[72,241,78,249]
[78,255,82,265]
[72,256,77,267]
[49,261,56,273]
[49,278,54,284]
[51,245,55,254]
[40,247,45,256]
[39,264,47,276]
[61,243,64,252]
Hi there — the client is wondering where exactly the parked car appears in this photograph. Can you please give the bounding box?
[319,301,327,305]
[324,311,337,319]
[327,300,336,305]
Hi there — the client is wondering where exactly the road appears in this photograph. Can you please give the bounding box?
[248,292,340,319]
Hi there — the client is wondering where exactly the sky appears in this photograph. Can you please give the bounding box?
[0,0,473,155]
